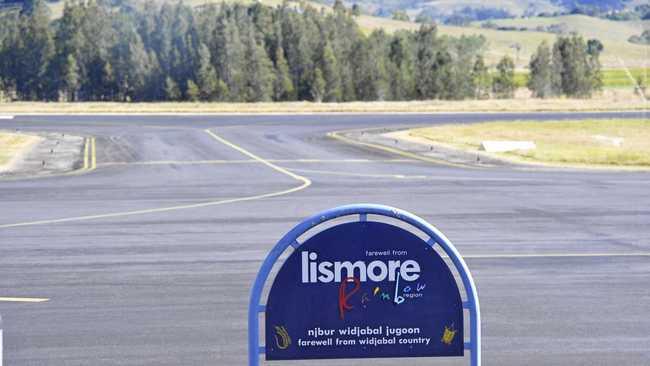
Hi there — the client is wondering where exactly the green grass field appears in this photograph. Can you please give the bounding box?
[513,68,650,88]
[410,119,650,168]
[600,68,650,88]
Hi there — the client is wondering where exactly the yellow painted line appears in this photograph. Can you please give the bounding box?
[1,135,97,182]
[0,297,49,303]
[100,159,256,166]
[274,158,412,163]
[100,158,413,166]
[83,137,89,170]
[0,131,311,229]
[205,129,310,184]
[90,137,97,170]
[328,130,474,169]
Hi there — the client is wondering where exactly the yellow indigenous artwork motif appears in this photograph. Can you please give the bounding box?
[274,326,292,350]
[441,325,457,345]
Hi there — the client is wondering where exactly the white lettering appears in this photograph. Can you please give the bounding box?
[334,261,367,282]
[317,261,334,282]
[366,260,388,282]
[388,260,400,281]
[300,251,421,283]
[301,251,309,283]
[401,260,420,281]
[309,252,318,283]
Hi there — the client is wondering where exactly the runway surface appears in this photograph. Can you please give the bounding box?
[1,112,649,365]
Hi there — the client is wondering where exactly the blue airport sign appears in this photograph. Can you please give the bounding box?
[248,204,481,365]
[265,221,463,360]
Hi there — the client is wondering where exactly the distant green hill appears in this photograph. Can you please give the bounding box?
[363,0,560,19]
[355,13,649,69]
[475,15,649,69]
[42,0,649,70]
[325,0,645,21]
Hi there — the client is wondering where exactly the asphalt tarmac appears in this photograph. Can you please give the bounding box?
[0,112,649,365]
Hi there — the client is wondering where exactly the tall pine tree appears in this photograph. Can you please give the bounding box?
[13,0,53,100]
[492,55,515,99]
[528,41,553,98]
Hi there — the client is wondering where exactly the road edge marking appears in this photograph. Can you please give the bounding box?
[0,297,49,303]
[90,137,97,171]
[83,137,89,170]
[327,129,473,169]
[99,158,413,167]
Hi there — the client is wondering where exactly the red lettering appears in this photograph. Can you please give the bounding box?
[338,277,360,320]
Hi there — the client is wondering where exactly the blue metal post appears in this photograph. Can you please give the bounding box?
[248,204,481,366]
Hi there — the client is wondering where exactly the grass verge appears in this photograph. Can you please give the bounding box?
[0,91,647,114]
[0,132,39,167]
[600,68,650,88]
[409,119,650,168]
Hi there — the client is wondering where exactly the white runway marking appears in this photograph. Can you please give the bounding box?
[288,167,427,179]
[0,130,310,229]
[288,167,562,183]
[288,167,650,186]
[0,297,49,303]
[328,129,473,168]
[0,116,14,120]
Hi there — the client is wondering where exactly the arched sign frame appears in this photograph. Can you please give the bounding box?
[248,204,481,366]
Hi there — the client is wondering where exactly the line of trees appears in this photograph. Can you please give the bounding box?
[527,35,603,98]
[0,0,602,103]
